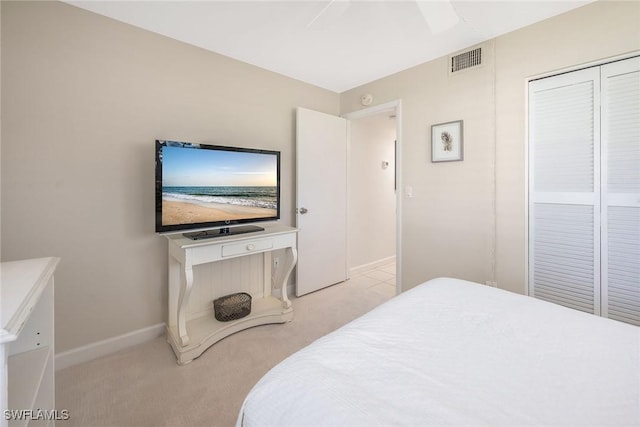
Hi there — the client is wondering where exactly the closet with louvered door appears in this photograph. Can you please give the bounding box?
[601,58,640,325]
[528,56,640,325]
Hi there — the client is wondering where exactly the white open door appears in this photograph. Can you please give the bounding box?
[296,107,348,296]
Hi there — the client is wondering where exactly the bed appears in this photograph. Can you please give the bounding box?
[236,277,640,426]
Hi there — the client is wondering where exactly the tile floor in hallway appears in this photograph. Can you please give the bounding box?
[346,260,397,298]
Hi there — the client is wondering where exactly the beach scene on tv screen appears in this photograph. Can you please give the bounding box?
[162,145,278,226]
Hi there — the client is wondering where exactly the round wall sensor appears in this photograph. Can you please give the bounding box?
[361,94,373,106]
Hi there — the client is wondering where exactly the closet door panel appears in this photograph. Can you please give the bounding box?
[531,203,596,313]
[528,68,601,314]
[605,207,640,325]
[601,57,640,325]
[603,59,640,194]
[531,77,597,194]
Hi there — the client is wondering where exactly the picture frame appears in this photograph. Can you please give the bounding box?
[431,120,463,162]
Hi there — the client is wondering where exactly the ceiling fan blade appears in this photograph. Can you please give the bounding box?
[416,0,460,35]
[306,0,351,29]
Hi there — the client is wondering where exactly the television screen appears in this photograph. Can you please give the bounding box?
[155,140,280,235]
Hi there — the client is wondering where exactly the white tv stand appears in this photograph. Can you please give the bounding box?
[164,225,297,365]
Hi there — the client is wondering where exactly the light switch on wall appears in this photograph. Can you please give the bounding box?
[405,186,413,198]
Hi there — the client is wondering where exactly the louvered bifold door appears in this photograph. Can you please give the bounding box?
[601,57,640,325]
[528,68,601,314]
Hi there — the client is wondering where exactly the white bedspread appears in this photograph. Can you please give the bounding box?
[237,278,640,426]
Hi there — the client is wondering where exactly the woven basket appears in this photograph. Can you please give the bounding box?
[213,292,252,322]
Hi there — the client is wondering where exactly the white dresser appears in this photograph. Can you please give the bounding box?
[1,257,60,426]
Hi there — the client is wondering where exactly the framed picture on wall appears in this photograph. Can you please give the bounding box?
[431,120,463,162]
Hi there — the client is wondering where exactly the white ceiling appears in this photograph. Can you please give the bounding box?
[65,0,593,93]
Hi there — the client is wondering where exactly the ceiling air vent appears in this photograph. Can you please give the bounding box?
[450,47,482,73]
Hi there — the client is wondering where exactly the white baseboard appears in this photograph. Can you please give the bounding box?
[272,283,297,299]
[55,323,166,371]
[280,256,396,298]
[350,256,396,277]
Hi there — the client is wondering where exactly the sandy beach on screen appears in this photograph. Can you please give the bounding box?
[162,200,276,226]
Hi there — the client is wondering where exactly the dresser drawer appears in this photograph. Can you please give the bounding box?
[222,239,274,257]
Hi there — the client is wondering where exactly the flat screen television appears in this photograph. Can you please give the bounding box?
[155,140,280,239]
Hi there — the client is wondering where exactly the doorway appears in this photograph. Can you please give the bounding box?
[343,101,402,294]
[348,113,396,271]
[295,102,402,296]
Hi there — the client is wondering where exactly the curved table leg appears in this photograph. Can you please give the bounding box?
[280,247,297,309]
[177,265,193,346]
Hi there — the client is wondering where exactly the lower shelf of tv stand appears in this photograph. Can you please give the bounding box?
[167,296,293,365]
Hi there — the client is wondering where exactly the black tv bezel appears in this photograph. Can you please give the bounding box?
[155,139,281,234]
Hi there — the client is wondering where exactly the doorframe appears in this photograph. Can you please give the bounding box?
[342,100,403,294]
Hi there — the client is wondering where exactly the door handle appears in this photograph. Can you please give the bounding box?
[298,207,308,214]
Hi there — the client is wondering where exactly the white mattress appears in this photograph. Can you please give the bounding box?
[237,278,640,426]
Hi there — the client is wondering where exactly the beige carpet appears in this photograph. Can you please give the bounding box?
[56,264,396,427]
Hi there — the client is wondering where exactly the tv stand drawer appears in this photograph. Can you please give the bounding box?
[222,239,274,257]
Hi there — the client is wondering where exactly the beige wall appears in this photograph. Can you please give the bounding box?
[343,44,498,289]
[0,1,339,352]
[341,0,640,294]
